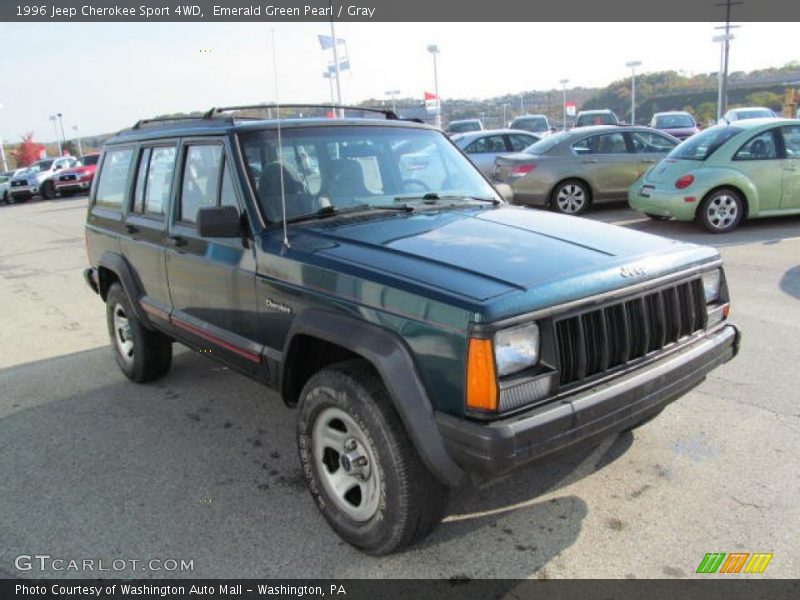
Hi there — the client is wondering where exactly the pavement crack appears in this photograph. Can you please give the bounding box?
[730,496,764,512]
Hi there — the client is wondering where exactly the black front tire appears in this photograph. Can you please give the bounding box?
[297,360,449,555]
[41,180,56,200]
[105,283,172,383]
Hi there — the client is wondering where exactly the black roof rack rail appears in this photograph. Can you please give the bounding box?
[131,114,234,130]
[205,103,400,120]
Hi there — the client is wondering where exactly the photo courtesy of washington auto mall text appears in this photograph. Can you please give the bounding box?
[1,0,799,598]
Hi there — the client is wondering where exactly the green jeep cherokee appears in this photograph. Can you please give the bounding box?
[84,106,740,555]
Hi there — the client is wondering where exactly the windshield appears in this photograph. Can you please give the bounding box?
[36,160,54,170]
[576,112,616,127]
[655,114,695,128]
[240,125,499,222]
[512,117,548,132]
[667,125,743,161]
[522,130,570,155]
[81,154,99,166]
[447,121,481,133]
[735,109,775,120]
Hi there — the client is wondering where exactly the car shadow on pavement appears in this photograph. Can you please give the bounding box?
[1,346,631,578]
[779,265,800,300]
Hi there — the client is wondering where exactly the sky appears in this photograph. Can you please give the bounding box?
[0,21,797,142]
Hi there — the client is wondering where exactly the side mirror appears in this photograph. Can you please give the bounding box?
[493,183,514,203]
[197,206,243,238]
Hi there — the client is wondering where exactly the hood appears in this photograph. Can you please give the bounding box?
[288,205,719,321]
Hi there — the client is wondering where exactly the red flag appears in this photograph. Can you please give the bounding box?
[424,91,437,101]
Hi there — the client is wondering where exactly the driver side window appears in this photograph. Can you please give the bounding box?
[734,131,777,161]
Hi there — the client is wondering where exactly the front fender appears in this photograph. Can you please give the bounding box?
[283,308,466,487]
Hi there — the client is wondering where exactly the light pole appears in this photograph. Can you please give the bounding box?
[72,125,83,157]
[328,7,343,118]
[520,93,525,113]
[49,114,62,156]
[427,44,441,129]
[559,79,570,130]
[625,60,642,124]
[322,71,335,105]
[502,103,508,127]
[385,89,401,113]
[56,113,67,153]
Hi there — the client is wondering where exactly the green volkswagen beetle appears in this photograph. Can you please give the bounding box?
[629,118,800,232]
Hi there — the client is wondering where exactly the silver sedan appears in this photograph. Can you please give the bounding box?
[451,129,540,177]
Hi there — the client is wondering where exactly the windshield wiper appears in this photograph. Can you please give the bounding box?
[393,192,500,205]
[286,203,413,224]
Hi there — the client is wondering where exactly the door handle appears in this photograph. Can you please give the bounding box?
[581,159,599,164]
[168,235,188,248]
[125,224,139,234]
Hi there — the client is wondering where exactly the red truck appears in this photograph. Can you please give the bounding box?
[52,153,100,196]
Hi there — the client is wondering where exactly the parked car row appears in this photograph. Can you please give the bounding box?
[5,153,99,203]
[475,115,800,233]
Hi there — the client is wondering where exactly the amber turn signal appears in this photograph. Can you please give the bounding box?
[466,338,498,411]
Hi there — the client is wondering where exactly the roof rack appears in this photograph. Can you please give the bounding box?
[205,103,399,120]
[131,114,233,130]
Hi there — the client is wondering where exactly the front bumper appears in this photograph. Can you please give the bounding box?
[55,180,91,193]
[10,185,38,199]
[437,324,739,478]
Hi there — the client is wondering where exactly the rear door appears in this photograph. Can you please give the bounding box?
[573,132,636,198]
[779,125,800,209]
[165,138,260,369]
[119,143,177,315]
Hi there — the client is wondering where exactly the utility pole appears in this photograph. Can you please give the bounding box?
[559,79,569,131]
[625,61,642,124]
[73,125,83,157]
[427,44,441,129]
[56,113,66,153]
[714,0,742,118]
[519,94,524,113]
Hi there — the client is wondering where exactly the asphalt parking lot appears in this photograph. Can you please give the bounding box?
[1,194,798,579]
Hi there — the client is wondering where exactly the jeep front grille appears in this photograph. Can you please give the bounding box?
[555,278,707,386]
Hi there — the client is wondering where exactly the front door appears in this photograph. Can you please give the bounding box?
[779,125,800,209]
[165,139,260,370]
[731,129,783,212]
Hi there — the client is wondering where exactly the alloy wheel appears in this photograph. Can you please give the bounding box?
[112,303,134,364]
[705,194,739,231]
[556,184,587,213]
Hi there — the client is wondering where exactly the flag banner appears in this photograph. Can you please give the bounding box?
[424,91,438,101]
[327,60,351,74]
[318,34,345,50]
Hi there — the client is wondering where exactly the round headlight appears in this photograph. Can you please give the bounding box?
[702,270,721,304]
[494,322,540,377]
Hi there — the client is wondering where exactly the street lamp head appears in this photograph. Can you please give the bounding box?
[559,78,570,85]
[427,44,439,54]
[625,60,642,69]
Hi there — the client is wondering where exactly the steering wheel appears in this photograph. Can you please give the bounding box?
[399,179,430,194]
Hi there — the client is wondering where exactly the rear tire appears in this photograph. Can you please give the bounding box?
[105,283,172,383]
[297,360,449,555]
[698,188,744,233]
[551,179,591,215]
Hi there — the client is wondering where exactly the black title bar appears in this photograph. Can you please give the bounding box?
[3,0,800,22]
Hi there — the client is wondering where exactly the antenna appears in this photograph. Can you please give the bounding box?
[271,29,290,250]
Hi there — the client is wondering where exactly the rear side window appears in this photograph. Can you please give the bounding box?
[629,131,678,153]
[781,126,800,158]
[465,135,507,154]
[508,134,537,152]
[180,145,223,223]
[132,146,177,216]
[95,148,134,209]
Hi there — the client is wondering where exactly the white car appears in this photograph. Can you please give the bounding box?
[719,106,777,124]
[1,168,27,203]
[8,156,80,202]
